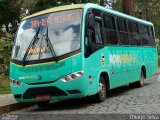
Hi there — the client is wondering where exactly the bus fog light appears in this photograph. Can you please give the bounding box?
[60,71,84,82]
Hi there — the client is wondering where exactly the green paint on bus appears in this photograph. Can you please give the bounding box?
[10,3,158,103]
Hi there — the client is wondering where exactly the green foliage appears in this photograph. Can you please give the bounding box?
[112,0,160,39]
[0,0,21,26]
[22,0,99,14]
[0,33,12,75]
[112,0,123,12]
[0,76,11,94]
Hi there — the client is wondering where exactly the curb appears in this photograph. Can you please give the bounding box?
[0,103,33,115]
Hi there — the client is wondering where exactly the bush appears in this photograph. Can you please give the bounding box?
[0,33,13,75]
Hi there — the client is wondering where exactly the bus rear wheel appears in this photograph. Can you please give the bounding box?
[94,77,107,102]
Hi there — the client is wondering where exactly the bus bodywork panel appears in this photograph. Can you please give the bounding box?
[9,3,158,103]
[84,46,158,89]
[10,54,91,102]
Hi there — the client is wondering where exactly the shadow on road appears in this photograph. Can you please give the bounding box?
[30,82,152,112]
[107,82,151,98]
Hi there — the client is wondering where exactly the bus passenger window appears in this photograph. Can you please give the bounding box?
[104,15,118,45]
[133,22,141,46]
[139,24,150,46]
[149,26,156,46]
[117,19,129,45]
[128,21,136,45]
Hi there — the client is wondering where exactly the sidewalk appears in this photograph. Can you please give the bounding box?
[0,94,17,107]
[0,94,33,115]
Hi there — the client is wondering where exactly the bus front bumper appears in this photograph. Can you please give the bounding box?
[11,77,89,103]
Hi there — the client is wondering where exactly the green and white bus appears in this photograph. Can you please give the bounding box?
[10,3,158,105]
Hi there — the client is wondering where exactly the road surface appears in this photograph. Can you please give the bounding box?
[2,74,160,120]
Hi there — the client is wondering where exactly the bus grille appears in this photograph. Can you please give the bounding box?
[23,86,67,99]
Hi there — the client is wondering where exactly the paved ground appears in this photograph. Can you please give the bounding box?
[0,94,16,107]
[7,74,160,115]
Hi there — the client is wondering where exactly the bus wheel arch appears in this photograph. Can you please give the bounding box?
[100,72,110,91]
[92,72,110,102]
[130,66,146,88]
[141,66,146,79]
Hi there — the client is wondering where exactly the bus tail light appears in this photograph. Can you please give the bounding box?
[60,71,84,82]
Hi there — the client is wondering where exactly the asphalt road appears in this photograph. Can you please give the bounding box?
[3,74,160,120]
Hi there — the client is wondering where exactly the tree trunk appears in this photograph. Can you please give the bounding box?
[122,0,134,15]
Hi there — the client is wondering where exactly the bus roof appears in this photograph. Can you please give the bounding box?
[22,3,153,26]
[84,3,153,26]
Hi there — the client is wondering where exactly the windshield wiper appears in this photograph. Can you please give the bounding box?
[44,26,58,62]
[22,27,40,66]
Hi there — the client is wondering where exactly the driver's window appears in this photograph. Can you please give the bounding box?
[84,9,104,58]
[94,19,102,44]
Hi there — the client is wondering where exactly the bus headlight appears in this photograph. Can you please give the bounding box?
[60,71,84,82]
[10,79,23,86]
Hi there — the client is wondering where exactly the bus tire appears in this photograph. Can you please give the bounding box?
[36,101,49,107]
[130,71,145,88]
[94,76,107,102]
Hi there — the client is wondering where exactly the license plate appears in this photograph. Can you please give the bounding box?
[36,95,51,100]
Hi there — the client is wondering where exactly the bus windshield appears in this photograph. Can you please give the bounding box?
[12,9,82,61]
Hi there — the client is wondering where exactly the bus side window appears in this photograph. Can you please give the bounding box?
[84,10,103,58]
[139,24,150,46]
[85,12,94,58]
[103,14,118,45]
[117,18,129,45]
[128,21,136,45]
[133,22,141,46]
[149,26,156,46]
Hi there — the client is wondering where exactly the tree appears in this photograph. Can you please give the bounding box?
[0,0,22,27]
[0,33,12,75]
[112,0,160,39]
[21,0,99,14]
[122,0,134,15]
[100,0,105,6]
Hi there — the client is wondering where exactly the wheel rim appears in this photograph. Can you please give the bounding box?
[99,81,106,98]
[140,72,144,86]
[140,74,144,86]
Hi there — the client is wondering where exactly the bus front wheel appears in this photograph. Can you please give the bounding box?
[94,77,107,102]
